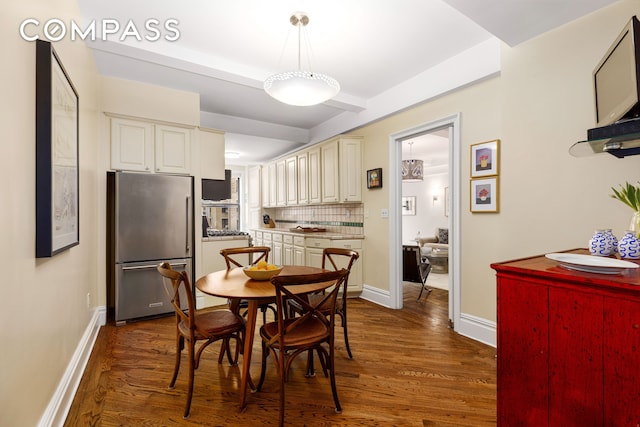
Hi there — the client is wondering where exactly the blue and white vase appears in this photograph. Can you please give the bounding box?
[618,230,640,259]
[604,229,618,254]
[589,229,616,256]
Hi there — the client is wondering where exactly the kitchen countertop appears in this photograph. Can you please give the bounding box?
[250,228,364,240]
[201,235,252,242]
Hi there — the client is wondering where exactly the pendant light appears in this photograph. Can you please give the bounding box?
[402,141,424,182]
[264,13,340,106]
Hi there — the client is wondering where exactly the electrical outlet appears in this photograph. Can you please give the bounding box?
[380,208,389,218]
[86,293,91,308]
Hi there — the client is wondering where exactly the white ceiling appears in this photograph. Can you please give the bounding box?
[78,0,619,164]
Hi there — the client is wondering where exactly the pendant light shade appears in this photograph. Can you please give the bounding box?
[264,13,340,106]
[401,159,424,181]
[402,141,424,181]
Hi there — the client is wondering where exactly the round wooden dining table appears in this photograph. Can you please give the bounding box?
[195,265,327,409]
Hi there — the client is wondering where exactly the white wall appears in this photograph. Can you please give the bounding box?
[1,1,100,425]
[402,172,449,242]
[356,0,640,324]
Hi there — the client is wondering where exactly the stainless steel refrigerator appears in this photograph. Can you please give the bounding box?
[107,171,194,325]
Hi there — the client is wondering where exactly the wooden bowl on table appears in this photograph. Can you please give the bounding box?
[242,265,283,281]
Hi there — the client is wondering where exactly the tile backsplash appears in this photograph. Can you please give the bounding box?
[269,203,364,235]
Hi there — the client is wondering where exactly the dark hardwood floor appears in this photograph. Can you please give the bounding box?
[64,282,496,426]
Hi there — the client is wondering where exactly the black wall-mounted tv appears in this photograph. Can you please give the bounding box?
[593,16,640,128]
[202,169,231,201]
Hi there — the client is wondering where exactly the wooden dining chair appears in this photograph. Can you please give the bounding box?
[220,246,276,323]
[256,269,350,427]
[288,248,360,359]
[157,262,245,419]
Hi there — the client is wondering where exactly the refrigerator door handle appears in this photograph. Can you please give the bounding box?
[122,262,188,271]
[186,194,191,253]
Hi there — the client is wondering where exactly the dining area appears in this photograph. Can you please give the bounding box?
[63,246,497,426]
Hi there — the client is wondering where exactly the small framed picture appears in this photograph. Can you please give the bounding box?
[471,139,499,178]
[367,168,383,189]
[470,177,499,213]
[402,196,416,215]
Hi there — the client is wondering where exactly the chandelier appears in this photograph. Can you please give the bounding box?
[264,13,340,106]
[401,141,424,181]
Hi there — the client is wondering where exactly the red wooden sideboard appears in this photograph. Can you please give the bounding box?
[491,249,640,426]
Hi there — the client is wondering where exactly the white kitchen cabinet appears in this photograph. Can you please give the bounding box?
[305,238,331,268]
[261,164,271,207]
[293,236,305,265]
[198,127,225,180]
[253,230,263,246]
[286,156,298,205]
[262,231,273,253]
[321,141,340,203]
[307,147,322,204]
[339,138,362,202]
[272,232,283,265]
[154,124,192,174]
[110,116,193,175]
[276,159,287,207]
[268,163,277,208]
[329,239,364,293]
[256,230,364,292]
[198,238,249,308]
[110,117,154,172]
[297,152,308,204]
[283,234,294,265]
[303,237,363,292]
[321,137,362,203]
[248,166,261,209]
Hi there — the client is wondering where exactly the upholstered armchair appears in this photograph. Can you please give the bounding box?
[416,228,449,256]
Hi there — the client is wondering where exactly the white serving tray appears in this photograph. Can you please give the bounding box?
[545,253,639,275]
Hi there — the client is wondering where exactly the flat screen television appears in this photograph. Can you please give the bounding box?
[202,169,231,201]
[593,16,640,128]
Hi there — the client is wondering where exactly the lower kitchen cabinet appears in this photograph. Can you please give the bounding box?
[305,237,363,293]
[492,249,640,427]
[198,238,249,308]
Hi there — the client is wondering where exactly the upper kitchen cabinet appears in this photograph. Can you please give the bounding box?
[198,127,225,180]
[268,162,277,207]
[248,135,363,206]
[110,116,193,175]
[275,159,288,207]
[322,137,362,203]
[308,146,322,204]
[285,156,298,205]
[262,164,271,207]
[154,124,192,174]
[248,165,261,209]
[297,152,309,204]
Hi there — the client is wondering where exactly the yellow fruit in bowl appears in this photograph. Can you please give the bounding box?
[256,260,268,270]
[266,264,277,270]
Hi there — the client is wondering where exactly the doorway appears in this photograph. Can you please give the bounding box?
[388,114,460,330]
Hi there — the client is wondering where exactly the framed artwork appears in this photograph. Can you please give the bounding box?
[402,196,416,215]
[470,177,499,213]
[36,40,80,257]
[367,168,383,189]
[471,139,500,178]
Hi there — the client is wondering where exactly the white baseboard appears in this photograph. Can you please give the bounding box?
[359,284,392,307]
[456,312,496,348]
[38,306,107,427]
